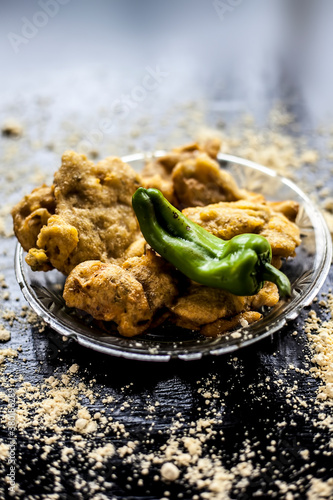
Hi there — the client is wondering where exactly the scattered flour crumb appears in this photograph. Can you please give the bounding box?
[0,347,17,365]
[300,449,310,461]
[0,443,10,460]
[161,462,180,481]
[0,324,10,342]
[1,118,24,137]
[68,363,79,374]
[74,409,97,434]
[307,477,333,499]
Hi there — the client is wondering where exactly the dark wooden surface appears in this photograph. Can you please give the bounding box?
[1,1,333,499]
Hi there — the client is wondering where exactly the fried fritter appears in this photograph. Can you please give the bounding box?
[171,282,279,336]
[141,138,222,204]
[172,153,249,208]
[122,250,180,314]
[25,151,142,274]
[63,251,179,336]
[11,184,56,251]
[63,260,151,336]
[170,284,248,330]
[183,200,301,258]
[199,283,279,337]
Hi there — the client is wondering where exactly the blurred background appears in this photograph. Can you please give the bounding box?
[1,0,333,129]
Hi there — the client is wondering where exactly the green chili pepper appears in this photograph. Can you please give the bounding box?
[132,187,291,298]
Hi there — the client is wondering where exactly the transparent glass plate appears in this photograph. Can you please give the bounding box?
[15,153,332,361]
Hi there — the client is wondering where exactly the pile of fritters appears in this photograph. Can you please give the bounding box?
[12,139,301,337]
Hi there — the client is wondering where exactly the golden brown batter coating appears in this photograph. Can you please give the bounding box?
[34,215,79,272]
[183,200,301,258]
[200,311,262,337]
[171,137,222,160]
[199,282,279,337]
[249,282,279,309]
[267,200,299,222]
[141,173,175,204]
[141,138,222,204]
[170,281,279,332]
[197,137,222,159]
[11,184,56,251]
[183,201,270,240]
[170,284,248,330]
[172,154,248,208]
[259,213,301,258]
[122,250,179,314]
[64,251,179,336]
[63,260,151,337]
[25,248,53,272]
[25,151,142,274]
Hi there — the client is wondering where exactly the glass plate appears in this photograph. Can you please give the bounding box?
[14,153,332,361]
